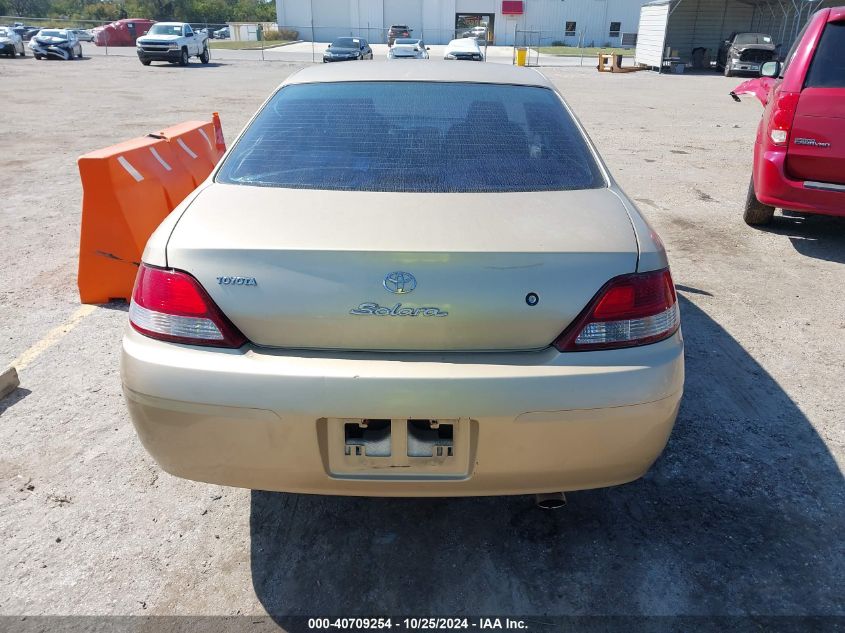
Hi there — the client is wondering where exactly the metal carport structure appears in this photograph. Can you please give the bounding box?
[635,0,836,68]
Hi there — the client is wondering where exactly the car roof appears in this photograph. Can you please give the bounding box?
[447,38,481,48]
[284,62,551,88]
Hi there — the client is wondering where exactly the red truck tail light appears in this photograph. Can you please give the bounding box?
[553,269,679,351]
[768,91,800,145]
[129,264,246,348]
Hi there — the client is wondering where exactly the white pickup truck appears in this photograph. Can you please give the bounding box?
[136,22,209,66]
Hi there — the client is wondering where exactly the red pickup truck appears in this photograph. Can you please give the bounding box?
[732,6,845,225]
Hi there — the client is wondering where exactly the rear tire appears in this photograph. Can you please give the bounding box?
[179,48,189,66]
[199,45,209,63]
[743,177,775,226]
[141,59,151,65]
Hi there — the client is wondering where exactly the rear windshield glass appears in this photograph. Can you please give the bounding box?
[148,24,182,36]
[805,22,845,88]
[216,81,604,193]
[331,38,360,47]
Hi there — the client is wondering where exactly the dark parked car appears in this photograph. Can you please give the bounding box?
[734,6,845,225]
[387,24,411,46]
[323,37,372,62]
[718,32,776,77]
[11,26,40,40]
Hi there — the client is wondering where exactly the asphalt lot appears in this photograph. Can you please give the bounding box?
[0,51,843,624]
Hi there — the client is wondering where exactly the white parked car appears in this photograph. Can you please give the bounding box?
[444,37,484,61]
[69,28,94,42]
[30,29,82,60]
[121,63,683,499]
[387,38,429,59]
[462,26,488,39]
[0,26,26,56]
[135,22,210,66]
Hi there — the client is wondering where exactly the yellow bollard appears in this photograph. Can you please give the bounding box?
[515,46,527,66]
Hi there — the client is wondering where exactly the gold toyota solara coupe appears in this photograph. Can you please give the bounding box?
[121,63,684,499]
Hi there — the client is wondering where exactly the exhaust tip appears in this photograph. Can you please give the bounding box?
[535,492,567,510]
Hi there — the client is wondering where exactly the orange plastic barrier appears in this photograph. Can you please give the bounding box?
[77,116,226,304]
[155,117,226,187]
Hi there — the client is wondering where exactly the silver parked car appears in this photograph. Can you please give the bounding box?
[0,26,26,56]
[121,63,684,498]
[30,28,82,60]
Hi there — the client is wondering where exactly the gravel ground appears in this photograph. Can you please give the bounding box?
[0,53,842,624]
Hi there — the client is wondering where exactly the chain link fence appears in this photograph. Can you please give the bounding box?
[2,16,636,66]
[513,28,635,68]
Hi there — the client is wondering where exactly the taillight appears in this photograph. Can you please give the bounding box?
[767,91,799,146]
[129,264,246,348]
[553,269,679,352]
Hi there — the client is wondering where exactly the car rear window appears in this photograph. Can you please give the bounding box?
[216,81,604,193]
[804,22,845,88]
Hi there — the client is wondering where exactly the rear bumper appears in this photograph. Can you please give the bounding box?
[121,328,684,496]
[754,146,845,217]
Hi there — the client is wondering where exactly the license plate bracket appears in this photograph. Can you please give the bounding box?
[324,417,473,479]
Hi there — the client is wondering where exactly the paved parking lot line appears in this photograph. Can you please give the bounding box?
[11,305,96,372]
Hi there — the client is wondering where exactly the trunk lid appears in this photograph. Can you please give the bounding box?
[165,184,639,351]
[787,88,845,185]
[786,21,845,186]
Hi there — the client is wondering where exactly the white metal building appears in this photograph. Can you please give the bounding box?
[276,0,651,46]
[635,0,835,68]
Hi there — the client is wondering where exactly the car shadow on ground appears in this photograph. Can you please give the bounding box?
[32,56,93,62]
[145,61,229,69]
[249,296,844,620]
[761,212,845,265]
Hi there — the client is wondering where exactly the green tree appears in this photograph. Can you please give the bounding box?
[3,0,277,22]
[7,0,49,16]
[231,0,275,22]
